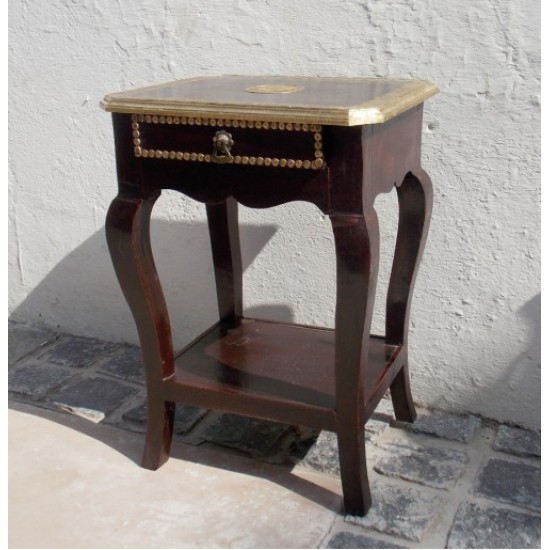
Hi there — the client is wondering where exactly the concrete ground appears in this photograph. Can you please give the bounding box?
[8,323,541,549]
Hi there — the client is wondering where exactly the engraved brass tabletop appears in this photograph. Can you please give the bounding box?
[102,75,438,125]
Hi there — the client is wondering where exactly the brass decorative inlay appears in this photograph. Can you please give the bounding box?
[245,84,304,94]
[102,76,439,125]
[131,114,325,170]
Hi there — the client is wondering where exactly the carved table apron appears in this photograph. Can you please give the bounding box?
[102,76,438,516]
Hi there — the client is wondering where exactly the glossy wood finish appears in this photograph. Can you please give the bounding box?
[104,78,435,516]
[105,193,175,469]
[387,170,433,422]
[137,120,321,164]
[205,198,243,325]
[330,212,378,514]
[162,319,403,432]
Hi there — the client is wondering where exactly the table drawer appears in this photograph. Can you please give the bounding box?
[130,114,326,170]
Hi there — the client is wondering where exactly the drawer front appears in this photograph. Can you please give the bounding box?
[130,114,326,170]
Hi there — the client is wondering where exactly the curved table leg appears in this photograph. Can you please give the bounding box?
[386,169,433,422]
[206,197,243,324]
[331,210,380,516]
[106,192,175,470]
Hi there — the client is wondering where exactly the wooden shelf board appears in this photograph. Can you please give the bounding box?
[163,318,402,428]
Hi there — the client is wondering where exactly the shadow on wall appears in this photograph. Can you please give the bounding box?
[9,206,541,429]
[465,292,541,428]
[510,293,541,375]
[413,292,541,430]
[9,218,291,349]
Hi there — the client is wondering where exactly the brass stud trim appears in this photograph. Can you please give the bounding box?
[130,115,326,169]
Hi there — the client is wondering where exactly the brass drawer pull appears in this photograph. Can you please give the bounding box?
[212,130,234,164]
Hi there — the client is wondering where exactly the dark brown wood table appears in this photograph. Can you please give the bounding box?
[102,75,439,516]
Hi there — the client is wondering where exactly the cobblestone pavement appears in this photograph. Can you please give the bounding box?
[9,322,541,549]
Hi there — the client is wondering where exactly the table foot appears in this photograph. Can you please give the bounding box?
[337,425,372,516]
[390,362,417,423]
[142,397,175,470]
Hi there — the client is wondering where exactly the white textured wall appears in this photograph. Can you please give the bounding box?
[9,1,540,429]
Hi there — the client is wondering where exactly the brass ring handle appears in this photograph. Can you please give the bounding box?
[212,130,234,164]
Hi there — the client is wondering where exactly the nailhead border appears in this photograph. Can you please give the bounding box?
[130,114,325,170]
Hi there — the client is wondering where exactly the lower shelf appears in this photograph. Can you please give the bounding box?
[163,318,402,430]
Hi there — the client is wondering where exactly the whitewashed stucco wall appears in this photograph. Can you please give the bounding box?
[9,1,540,429]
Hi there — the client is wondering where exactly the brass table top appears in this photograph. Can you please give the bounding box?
[101,75,438,126]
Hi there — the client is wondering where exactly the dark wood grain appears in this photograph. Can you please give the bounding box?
[139,121,319,161]
[105,90,433,516]
[105,193,175,469]
[206,198,243,324]
[134,155,328,211]
[362,105,423,204]
[386,169,433,422]
[165,319,402,431]
[330,211,379,515]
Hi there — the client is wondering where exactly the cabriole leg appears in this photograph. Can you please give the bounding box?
[206,197,243,324]
[331,210,380,516]
[386,169,433,422]
[105,192,175,469]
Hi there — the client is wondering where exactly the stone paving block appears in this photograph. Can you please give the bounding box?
[474,458,540,511]
[48,377,138,423]
[35,334,119,370]
[8,363,75,400]
[98,345,145,384]
[345,482,444,542]
[122,401,208,434]
[392,411,481,442]
[364,419,388,441]
[374,438,468,490]
[8,324,57,365]
[447,501,541,549]
[299,431,341,476]
[285,425,320,461]
[326,531,407,549]
[371,397,395,422]
[203,413,291,458]
[297,421,387,476]
[493,425,541,458]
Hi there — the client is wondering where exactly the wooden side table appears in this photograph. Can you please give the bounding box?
[101,76,438,516]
